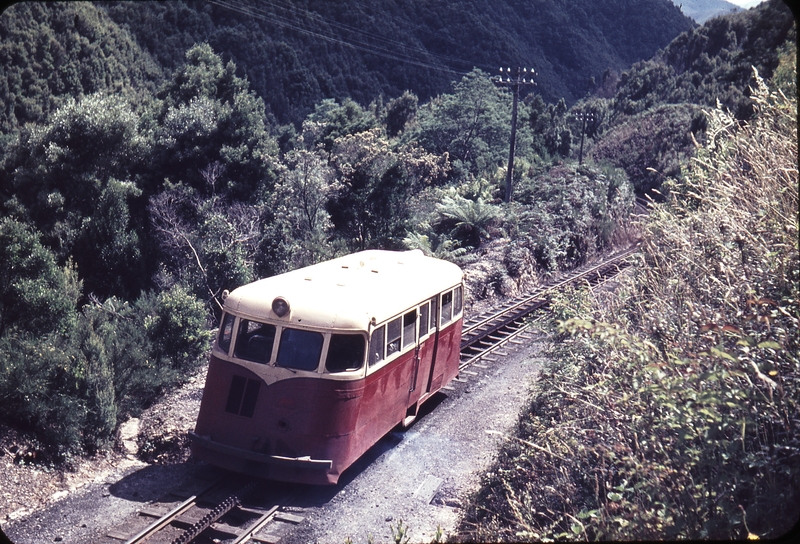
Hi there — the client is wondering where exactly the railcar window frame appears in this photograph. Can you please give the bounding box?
[369,325,385,366]
[386,317,402,357]
[441,290,453,325]
[325,333,367,373]
[402,309,417,348]
[275,326,325,372]
[419,301,430,339]
[233,319,277,364]
[438,284,463,327]
[218,312,235,354]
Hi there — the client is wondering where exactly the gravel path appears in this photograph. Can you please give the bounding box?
[3,335,544,544]
[283,340,543,544]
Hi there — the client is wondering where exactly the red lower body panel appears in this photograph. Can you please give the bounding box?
[191,321,462,485]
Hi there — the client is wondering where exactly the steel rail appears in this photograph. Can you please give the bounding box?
[459,320,535,369]
[230,504,281,544]
[122,478,222,544]
[123,494,200,544]
[459,245,638,360]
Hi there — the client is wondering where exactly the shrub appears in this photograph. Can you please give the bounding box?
[458,69,798,541]
[514,163,634,271]
[590,103,705,196]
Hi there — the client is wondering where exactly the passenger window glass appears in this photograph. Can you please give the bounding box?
[386,317,401,356]
[441,291,453,324]
[402,310,416,348]
[430,295,439,330]
[419,302,429,337]
[218,313,235,353]
[369,326,385,366]
[276,328,323,371]
[454,285,463,316]
[326,334,366,373]
[234,319,276,364]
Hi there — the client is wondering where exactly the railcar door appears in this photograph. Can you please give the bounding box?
[403,296,441,425]
[423,294,440,394]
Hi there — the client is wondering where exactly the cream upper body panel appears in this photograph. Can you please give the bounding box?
[224,250,464,330]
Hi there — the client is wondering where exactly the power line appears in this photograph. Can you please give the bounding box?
[257,0,472,69]
[209,0,477,77]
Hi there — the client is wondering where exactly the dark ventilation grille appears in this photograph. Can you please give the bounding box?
[225,375,261,417]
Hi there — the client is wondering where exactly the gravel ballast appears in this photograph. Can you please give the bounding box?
[3,336,543,544]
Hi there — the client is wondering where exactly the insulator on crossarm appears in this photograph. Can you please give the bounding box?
[499,67,504,73]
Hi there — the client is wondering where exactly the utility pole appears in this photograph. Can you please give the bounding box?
[574,111,595,165]
[494,67,536,203]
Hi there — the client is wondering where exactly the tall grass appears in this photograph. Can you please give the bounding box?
[457,69,798,541]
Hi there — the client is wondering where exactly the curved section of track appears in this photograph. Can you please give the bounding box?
[105,245,638,543]
[459,244,638,368]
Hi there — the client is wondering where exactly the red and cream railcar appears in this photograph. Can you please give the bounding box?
[189,249,464,485]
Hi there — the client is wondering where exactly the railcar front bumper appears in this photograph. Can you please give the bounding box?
[188,431,333,470]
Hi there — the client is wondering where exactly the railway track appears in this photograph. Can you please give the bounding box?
[458,244,638,369]
[102,245,637,543]
[100,470,302,544]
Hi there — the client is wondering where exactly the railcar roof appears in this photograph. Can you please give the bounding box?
[224,250,463,330]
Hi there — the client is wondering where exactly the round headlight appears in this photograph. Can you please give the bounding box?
[272,296,290,317]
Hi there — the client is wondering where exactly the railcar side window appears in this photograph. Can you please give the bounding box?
[386,317,401,355]
[277,328,323,371]
[454,285,463,316]
[402,310,416,348]
[234,320,276,364]
[369,325,385,366]
[419,302,430,337]
[326,334,366,373]
[218,313,235,353]
[441,290,453,324]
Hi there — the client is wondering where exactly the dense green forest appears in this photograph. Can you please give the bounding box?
[458,59,798,543]
[0,0,794,471]
[0,0,695,132]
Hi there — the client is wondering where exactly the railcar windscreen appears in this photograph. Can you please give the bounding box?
[325,334,366,372]
[276,327,324,371]
[234,319,276,364]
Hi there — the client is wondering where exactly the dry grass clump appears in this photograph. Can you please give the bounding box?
[456,69,798,541]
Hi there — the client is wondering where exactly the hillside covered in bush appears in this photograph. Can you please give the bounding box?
[456,53,798,543]
[0,0,794,478]
[1,0,694,132]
